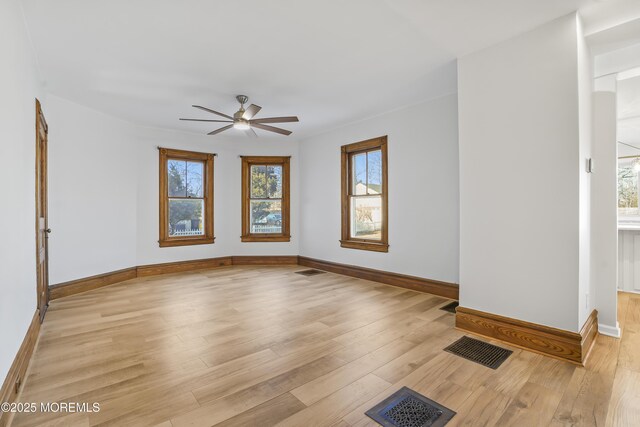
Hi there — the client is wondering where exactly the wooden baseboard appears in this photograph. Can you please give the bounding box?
[579,309,599,364]
[0,312,40,427]
[49,267,137,300]
[455,307,599,365]
[49,255,457,301]
[298,256,459,300]
[50,255,300,300]
[137,257,233,277]
[232,255,299,265]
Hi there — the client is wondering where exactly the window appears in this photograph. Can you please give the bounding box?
[241,156,291,242]
[341,136,388,252]
[159,148,214,247]
[619,157,640,220]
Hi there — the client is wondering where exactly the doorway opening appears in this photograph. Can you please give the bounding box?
[35,99,49,322]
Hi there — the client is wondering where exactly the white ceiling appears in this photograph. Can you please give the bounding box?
[22,0,607,139]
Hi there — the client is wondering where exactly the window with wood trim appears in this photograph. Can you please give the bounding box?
[241,156,291,242]
[159,147,214,247]
[341,136,388,252]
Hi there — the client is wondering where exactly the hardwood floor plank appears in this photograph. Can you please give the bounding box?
[8,267,640,426]
[214,393,306,427]
[276,374,391,427]
[446,386,512,427]
[291,339,416,406]
[495,382,563,426]
[605,367,640,426]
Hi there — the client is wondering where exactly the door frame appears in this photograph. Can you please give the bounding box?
[35,98,49,322]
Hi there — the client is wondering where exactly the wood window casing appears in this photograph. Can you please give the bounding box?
[341,136,389,252]
[159,147,214,247]
[241,156,291,242]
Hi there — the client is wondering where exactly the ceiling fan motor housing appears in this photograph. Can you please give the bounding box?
[181,95,297,135]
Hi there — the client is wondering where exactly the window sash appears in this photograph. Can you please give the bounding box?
[349,149,383,197]
[159,147,214,247]
[340,136,388,252]
[241,156,291,242]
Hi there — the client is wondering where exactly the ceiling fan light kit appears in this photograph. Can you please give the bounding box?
[180,95,299,137]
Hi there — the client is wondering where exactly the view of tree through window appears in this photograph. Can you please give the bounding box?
[167,159,205,236]
[250,165,283,233]
[341,136,388,252]
[159,148,214,247]
[619,160,640,217]
[241,156,290,242]
[351,149,383,240]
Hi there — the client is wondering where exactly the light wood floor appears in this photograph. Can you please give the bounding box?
[8,266,640,426]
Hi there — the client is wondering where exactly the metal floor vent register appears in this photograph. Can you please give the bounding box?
[439,301,459,313]
[295,269,326,276]
[365,387,456,427]
[444,336,512,369]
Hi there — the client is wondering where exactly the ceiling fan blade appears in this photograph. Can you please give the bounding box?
[252,123,292,136]
[207,124,233,135]
[193,105,234,120]
[180,118,232,123]
[251,116,299,124]
[245,128,258,137]
[243,104,262,120]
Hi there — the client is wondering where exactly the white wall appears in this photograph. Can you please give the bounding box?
[45,97,299,281]
[592,90,619,337]
[0,0,44,384]
[458,14,583,332]
[577,15,594,329]
[134,127,299,266]
[47,96,138,284]
[298,94,460,284]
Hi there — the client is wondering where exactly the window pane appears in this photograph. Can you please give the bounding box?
[619,161,639,216]
[351,196,382,240]
[251,165,267,198]
[250,200,282,233]
[367,150,382,194]
[168,160,187,197]
[352,153,367,195]
[186,161,204,198]
[267,165,283,198]
[169,199,204,236]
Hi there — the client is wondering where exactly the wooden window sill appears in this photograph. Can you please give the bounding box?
[159,237,215,248]
[340,239,389,252]
[241,235,291,243]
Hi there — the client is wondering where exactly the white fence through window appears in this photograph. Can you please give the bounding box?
[251,225,282,233]
[171,229,204,236]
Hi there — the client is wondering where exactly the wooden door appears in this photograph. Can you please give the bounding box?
[35,99,49,322]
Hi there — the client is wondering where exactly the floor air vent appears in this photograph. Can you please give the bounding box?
[439,301,459,313]
[365,386,456,427]
[295,269,326,276]
[444,336,512,369]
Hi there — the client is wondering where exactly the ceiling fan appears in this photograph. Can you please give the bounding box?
[180,95,299,136]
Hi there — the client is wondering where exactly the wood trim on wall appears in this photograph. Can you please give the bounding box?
[455,306,599,365]
[240,156,291,242]
[49,255,459,301]
[298,256,459,299]
[158,147,215,248]
[0,312,41,427]
[49,256,300,299]
[49,267,138,300]
[35,98,50,323]
[232,256,299,265]
[579,309,599,363]
[340,136,389,253]
[137,257,233,277]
